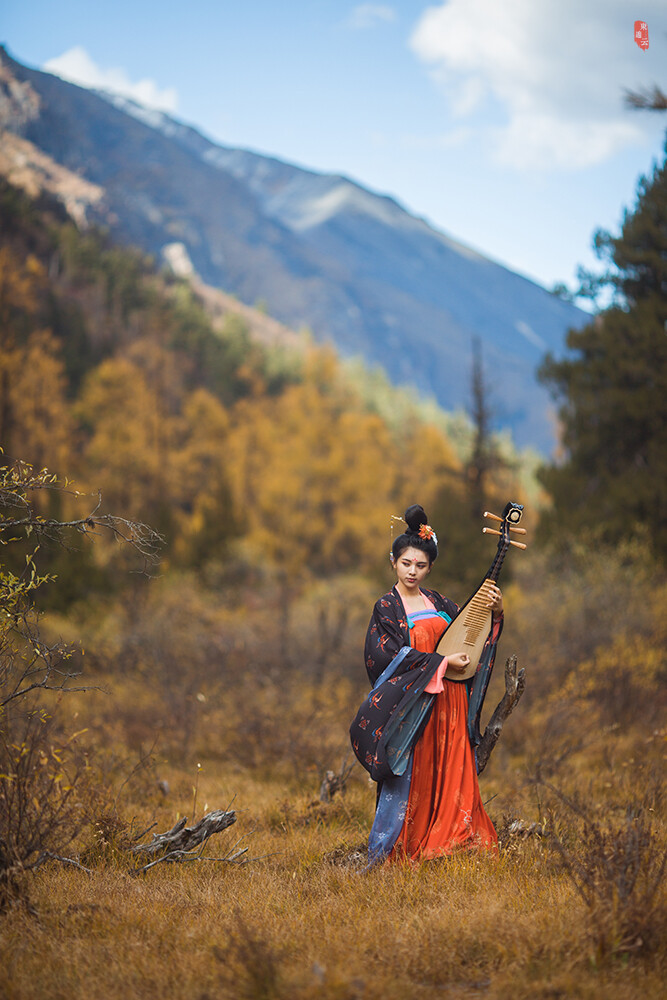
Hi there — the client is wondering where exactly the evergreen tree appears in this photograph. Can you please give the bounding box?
[539,139,667,562]
[467,337,495,521]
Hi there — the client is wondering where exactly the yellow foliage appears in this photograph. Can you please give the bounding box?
[74,346,234,558]
[0,246,46,327]
[0,241,71,473]
[0,329,73,473]
[74,352,176,518]
[225,377,399,576]
[171,388,232,562]
[562,579,667,703]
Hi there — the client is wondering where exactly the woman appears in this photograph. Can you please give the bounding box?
[352,504,503,864]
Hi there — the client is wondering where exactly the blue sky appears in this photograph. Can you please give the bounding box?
[4,1,667,295]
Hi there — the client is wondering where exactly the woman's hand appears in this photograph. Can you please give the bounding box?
[447,652,471,673]
[486,585,504,619]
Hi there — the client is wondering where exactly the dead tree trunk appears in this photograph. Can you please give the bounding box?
[476,654,525,774]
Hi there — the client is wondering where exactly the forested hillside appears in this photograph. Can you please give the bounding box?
[0,176,526,600]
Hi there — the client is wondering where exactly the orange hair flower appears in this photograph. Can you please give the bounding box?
[418,523,435,541]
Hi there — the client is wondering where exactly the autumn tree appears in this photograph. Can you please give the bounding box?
[225,348,399,580]
[74,342,236,564]
[0,244,74,471]
[397,422,462,518]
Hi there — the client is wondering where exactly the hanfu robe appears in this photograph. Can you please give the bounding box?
[350,585,502,864]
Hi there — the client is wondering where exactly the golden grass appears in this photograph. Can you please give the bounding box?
[1,764,665,1000]
[4,542,666,999]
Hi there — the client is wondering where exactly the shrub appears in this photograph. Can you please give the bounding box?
[546,788,667,961]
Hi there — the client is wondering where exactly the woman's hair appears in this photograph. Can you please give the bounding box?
[391,504,438,564]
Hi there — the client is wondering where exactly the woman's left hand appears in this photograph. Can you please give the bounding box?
[487,585,504,618]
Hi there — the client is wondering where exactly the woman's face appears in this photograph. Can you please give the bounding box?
[393,546,431,591]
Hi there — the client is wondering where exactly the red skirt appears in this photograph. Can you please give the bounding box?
[390,679,497,860]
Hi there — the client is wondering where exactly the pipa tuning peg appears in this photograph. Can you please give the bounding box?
[483,510,503,523]
[509,539,527,550]
[482,527,501,537]
[509,526,527,535]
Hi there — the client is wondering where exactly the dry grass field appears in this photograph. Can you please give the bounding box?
[1,719,665,1000]
[2,545,666,1000]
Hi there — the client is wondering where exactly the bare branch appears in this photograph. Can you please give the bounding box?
[624,86,667,111]
[476,654,526,775]
[0,463,164,566]
[34,851,94,875]
[0,603,94,708]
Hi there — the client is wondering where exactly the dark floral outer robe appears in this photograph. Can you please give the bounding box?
[349,586,457,782]
[349,585,503,782]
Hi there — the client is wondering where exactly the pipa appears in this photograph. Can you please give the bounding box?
[437,502,526,681]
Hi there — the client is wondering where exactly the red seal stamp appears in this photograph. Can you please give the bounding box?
[634,20,649,51]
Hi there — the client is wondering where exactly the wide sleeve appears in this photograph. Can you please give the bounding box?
[363,594,444,685]
[364,597,407,683]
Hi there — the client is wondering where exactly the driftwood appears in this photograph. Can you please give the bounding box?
[130,808,242,874]
[476,653,526,775]
[30,809,258,878]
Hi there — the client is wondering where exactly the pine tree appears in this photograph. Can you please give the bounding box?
[539,139,667,562]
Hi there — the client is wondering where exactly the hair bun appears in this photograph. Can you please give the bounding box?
[391,504,438,563]
[404,504,428,534]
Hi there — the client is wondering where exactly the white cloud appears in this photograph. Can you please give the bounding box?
[410,0,667,169]
[371,126,473,150]
[347,5,397,30]
[43,46,178,113]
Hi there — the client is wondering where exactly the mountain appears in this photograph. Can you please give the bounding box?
[0,45,586,450]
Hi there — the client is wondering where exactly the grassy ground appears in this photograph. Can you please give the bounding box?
[2,546,665,998]
[1,751,665,1000]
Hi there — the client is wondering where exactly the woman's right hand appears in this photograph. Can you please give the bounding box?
[447,652,471,673]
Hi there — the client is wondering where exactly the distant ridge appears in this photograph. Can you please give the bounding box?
[0,45,586,450]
